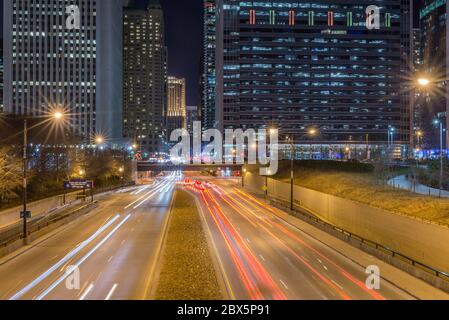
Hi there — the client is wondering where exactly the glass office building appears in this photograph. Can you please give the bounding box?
[216,0,412,155]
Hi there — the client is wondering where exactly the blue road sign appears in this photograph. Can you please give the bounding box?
[63,180,94,190]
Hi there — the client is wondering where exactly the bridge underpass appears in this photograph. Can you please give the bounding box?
[137,162,243,175]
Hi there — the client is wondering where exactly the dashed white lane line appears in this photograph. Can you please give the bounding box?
[331,280,344,290]
[259,255,266,262]
[105,284,118,300]
[108,256,114,263]
[79,283,94,300]
[280,280,289,290]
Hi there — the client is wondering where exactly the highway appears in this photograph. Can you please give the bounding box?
[187,178,415,300]
[0,172,180,300]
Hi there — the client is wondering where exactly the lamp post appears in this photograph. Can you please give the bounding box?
[242,168,247,187]
[286,135,295,211]
[21,111,65,239]
[434,118,444,197]
[21,119,28,239]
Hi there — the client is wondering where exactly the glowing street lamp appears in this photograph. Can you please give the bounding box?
[53,111,64,120]
[21,110,67,240]
[95,135,105,145]
[417,78,430,87]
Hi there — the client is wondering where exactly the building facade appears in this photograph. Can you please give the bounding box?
[166,76,187,137]
[216,0,412,155]
[3,0,125,141]
[186,105,200,134]
[420,0,448,149]
[123,0,167,152]
[412,27,424,141]
[203,0,217,130]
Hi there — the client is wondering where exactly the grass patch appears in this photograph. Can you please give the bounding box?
[155,190,223,300]
[246,161,449,224]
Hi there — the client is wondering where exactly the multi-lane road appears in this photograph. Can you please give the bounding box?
[187,178,419,300]
[0,172,180,300]
[0,172,447,300]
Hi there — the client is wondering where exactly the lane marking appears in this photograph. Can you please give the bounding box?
[280,280,289,290]
[79,283,94,300]
[259,255,266,262]
[9,214,121,300]
[35,214,131,300]
[105,284,118,300]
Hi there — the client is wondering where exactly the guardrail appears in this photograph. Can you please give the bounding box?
[0,201,98,248]
[268,197,449,284]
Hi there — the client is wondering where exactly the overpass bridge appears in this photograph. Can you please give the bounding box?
[137,162,243,173]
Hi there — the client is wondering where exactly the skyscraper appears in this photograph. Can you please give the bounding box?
[420,0,448,148]
[216,0,412,156]
[202,0,217,130]
[3,0,125,141]
[186,105,200,134]
[412,27,424,137]
[166,76,187,137]
[123,0,167,152]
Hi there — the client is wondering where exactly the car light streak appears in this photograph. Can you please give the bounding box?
[199,188,286,300]
[35,214,131,300]
[9,214,122,300]
[232,188,386,300]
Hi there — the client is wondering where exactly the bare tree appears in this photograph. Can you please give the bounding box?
[0,147,23,204]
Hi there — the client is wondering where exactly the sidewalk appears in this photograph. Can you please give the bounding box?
[388,175,449,198]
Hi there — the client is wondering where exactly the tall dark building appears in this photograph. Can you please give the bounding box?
[3,0,125,141]
[123,0,167,152]
[202,0,217,130]
[412,27,424,137]
[420,0,448,149]
[216,0,412,155]
[0,40,3,114]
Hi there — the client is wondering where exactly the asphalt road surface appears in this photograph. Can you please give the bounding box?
[0,172,180,300]
[187,178,415,300]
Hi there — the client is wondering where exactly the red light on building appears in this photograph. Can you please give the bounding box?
[288,10,295,25]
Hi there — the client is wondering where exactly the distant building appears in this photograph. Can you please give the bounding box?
[202,0,217,130]
[166,77,187,138]
[3,0,125,141]
[216,0,412,157]
[186,105,200,134]
[412,27,424,140]
[420,0,448,148]
[123,0,167,152]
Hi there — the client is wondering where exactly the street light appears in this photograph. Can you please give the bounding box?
[287,135,295,211]
[417,78,430,87]
[434,118,444,197]
[21,111,66,240]
[95,135,104,145]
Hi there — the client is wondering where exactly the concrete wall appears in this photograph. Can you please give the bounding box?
[244,172,449,274]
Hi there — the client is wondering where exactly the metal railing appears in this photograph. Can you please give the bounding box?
[0,201,98,248]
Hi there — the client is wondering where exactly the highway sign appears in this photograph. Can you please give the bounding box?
[63,180,94,190]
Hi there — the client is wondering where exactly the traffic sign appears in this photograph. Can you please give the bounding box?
[20,211,31,219]
[63,180,94,190]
